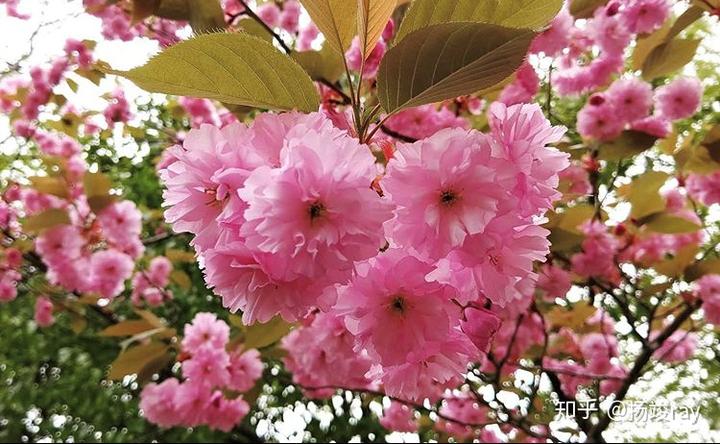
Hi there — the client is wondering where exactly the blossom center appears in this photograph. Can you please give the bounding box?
[440,189,459,207]
[389,295,406,314]
[307,200,326,221]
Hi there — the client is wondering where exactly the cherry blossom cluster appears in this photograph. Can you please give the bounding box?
[130,256,173,307]
[0,0,28,19]
[578,75,703,141]
[35,199,143,299]
[139,313,262,431]
[223,0,321,51]
[158,101,569,401]
[83,0,187,46]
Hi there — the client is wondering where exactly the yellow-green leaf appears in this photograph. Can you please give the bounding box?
[292,45,345,83]
[597,130,658,161]
[187,0,225,34]
[642,213,702,234]
[108,342,169,380]
[395,0,562,42]
[570,0,608,19]
[632,20,670,71]
[23,209,71,233]
[170,270,192,290]
[236,17,273,42]
[686,259,720,282]
[624,171,669,219]
[131,0,161,23]
[665,5,704,41]
[300,0,358,55]
[547,304,596,330]
[641,38,701,80]
[106,32,320,112]
[100,320,157,337]
[243,316,293,349]
[653,244,698,277]
[30,176,69,199]
[377,22,535,113]
[357,0,396,60]
[88,195,116,214]
[165,248,197,263]
[83,172,112,197]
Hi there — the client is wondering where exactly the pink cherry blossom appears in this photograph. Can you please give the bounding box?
[654,77,703,121]
[686,172,720,206]
[537,263,572,299]
[653,330,697,363]
[203,392,250,432]
[182,347,231,388]
[620,0,670,35]
[383,128,501,258]
[282,312,374,398]
[460,306,502,352]
[383,104,469,140]
[239,114,392,284]
[89,249,134,299]
[606,77,653,123]
[34,296,55,327]
[227,349,263,392]
[697,274,720,325]
[181,312,230,354]
[139,378,182,428]
[379,401,417,432]
[336,249,461,366]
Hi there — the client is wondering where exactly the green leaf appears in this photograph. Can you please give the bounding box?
[236,18,273,42]
[83,172,112,197]
[624,171,669,219]
[131,0,161,23]
[243,316,293,349]
[686,259,720,282]
[665,5,704,41]
[170,270,192,290]
[569,0,608,18]
[357,0,396,60]
[395,0,562,43]
[23,209,71,233]
[642,213,702,234]
[108,342,169,380]
[106,32,320,112]
[99,320,157,337]
[30,176,69,199]
[597,130,658,161]
[300,0,358,55]
[641,38,701,80]
[653,244,698,277]
[632,20,670,71]
[377,22,534,113]
[292,45,345,83]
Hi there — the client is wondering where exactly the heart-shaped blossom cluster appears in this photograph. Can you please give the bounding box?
[159,103,569,401]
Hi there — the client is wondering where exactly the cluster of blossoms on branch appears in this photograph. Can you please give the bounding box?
[159,101,569,402]
[140,312,262,431]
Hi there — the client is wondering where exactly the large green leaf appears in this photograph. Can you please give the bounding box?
[395,0,562,43]
[358,0,396,60]
[642,38,701,80]
[107,32,320,112]
[569,0,608,19]
[300,0,358,55]
[597,130,658,161]
[377,22,534,113]
[292,45,345,83]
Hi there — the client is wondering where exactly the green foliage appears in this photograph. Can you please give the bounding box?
[107,33,320,112]
[395,0,563,42]
[377,22,534,113]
